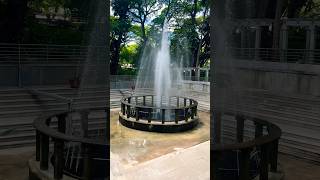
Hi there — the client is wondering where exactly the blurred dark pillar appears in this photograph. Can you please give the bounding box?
[211,0,227,145]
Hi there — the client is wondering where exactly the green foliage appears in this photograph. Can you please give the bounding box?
[23,21,83,44]
[120,43,139,65]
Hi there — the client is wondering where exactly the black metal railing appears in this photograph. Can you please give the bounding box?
[33,108,108,180]
[212,112,282,180]
[120,95,198,124]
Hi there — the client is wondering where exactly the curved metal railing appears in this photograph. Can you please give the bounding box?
[34,107,108,179]
[212,112,282,180]
[120,95,198,124]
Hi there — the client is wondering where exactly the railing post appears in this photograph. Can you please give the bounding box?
[127,105,130,118]
[143,96,146,106]
[191,108,194,119]
[260,144,270,180]
[239,148,251,180]
[136,107,139,121]
[270,139,279,172]
[255,121,263,138]
[83,144,92,180]
[40,133,49,170]
[80,111,89,137]
[212,151,222,180]
[36,130,40,161]
[151,96,154,106]
[121,103,124,114]
[57,114,66,134]
[184,98,187,107]
[161,109,165,124]
[176,97,179,107]
[18,44,22,87]
[184,108,188,122]
[175,109,179,124]
[54,139,64,179]
[148,108,152,123]
[236,115,245,142]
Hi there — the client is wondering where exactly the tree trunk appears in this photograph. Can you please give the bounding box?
[272,0,285,48]
[110,38,122,75]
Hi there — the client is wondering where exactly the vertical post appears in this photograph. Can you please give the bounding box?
[236,115,245,142]
[175,109,179,124]
[162,109,165,124]
[83,144,92,180]
[57,114,66,134]
[205,69,209,82]
[80,111,89,137]
[185,108,188,122]
[260,144,270,180]
[151,96,154,106]
[54,139,64,179]
[36,130,40,161]
[307,24,315,63]
[255,26,261,60]
[255,121,263,138]
[270,139,279,172]
[18,44,22,87]
[148,108,152,123]
[239,148,251,180]
[176,97,179,107]
[143,96,146,106]
[212,151,222,180]
[280,23,288,62]
[121,103,124,114]
[184,98,187,106]
[40,133,49,170]
[240,27,246,58]
[197,68,201,81]
[127,105,130,118]
[136,107,139,121]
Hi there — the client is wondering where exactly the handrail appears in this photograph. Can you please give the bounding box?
[28,88,73,103]
[211,111,282,180]
[34,107,108,179]
[120,95,198,110]
[28,88,73,111]
[212,117,281,151]
[34,109,107,145]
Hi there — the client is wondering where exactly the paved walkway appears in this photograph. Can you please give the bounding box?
[111,141,210,180]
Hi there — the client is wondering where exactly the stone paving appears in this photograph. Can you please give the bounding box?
[0,145,319,179]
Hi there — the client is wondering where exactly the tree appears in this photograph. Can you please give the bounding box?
[110,0,131,75]
[128,0,163,46]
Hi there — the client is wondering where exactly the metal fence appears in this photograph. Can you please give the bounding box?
[230,48,320,64]
[0,43,106,64]
[1,43,320,65]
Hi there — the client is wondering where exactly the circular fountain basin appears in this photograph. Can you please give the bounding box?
[119,95,199,132]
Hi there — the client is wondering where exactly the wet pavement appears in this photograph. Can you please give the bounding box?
[110,108,210,166]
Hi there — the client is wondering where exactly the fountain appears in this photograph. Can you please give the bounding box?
[119,19,199,132]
